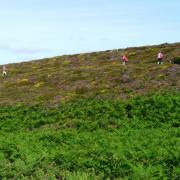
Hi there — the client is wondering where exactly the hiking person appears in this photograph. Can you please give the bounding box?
[157,51,164,64]
[121,54,128,66]
[2,65,7,76]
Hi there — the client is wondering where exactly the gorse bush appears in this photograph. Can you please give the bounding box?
[0,92,179,179]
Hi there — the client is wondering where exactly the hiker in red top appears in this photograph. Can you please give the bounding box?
[121,54,128,66]
[157,51,164,64]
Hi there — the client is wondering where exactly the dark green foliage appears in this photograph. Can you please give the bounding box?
[173,57,180,64]
[0,92,179,179]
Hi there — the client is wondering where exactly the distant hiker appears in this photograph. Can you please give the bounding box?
[2,65,7,76]
[157,51,164,64]
[111,49,119,60]
[121,54,128,66]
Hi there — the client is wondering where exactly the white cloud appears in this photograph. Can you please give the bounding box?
[0,44,50,54]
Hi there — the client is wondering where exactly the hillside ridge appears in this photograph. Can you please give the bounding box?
[0,42,180,105]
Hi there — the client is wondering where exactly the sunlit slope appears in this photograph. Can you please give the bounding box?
[0,43,180,105]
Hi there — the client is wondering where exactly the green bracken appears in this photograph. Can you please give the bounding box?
[0,92,179,179]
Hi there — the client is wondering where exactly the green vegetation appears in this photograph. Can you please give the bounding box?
[0,92,179,179]
[173,57,180,64]
[0,43,180,179]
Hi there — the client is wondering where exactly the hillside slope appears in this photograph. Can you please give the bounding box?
[0,43,180,105]
[0,43,180,179]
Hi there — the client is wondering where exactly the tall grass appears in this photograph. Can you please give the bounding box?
[0,92,179,179]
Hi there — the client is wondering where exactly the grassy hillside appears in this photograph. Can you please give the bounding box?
[0,43,180,179]
[0,43,180,105]
[0,93,180,179]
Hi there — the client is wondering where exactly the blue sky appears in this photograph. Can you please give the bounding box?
[0,0,180,64]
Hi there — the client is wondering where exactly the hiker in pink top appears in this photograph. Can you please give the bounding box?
[121,54,128,66]
[157,51,164,64]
